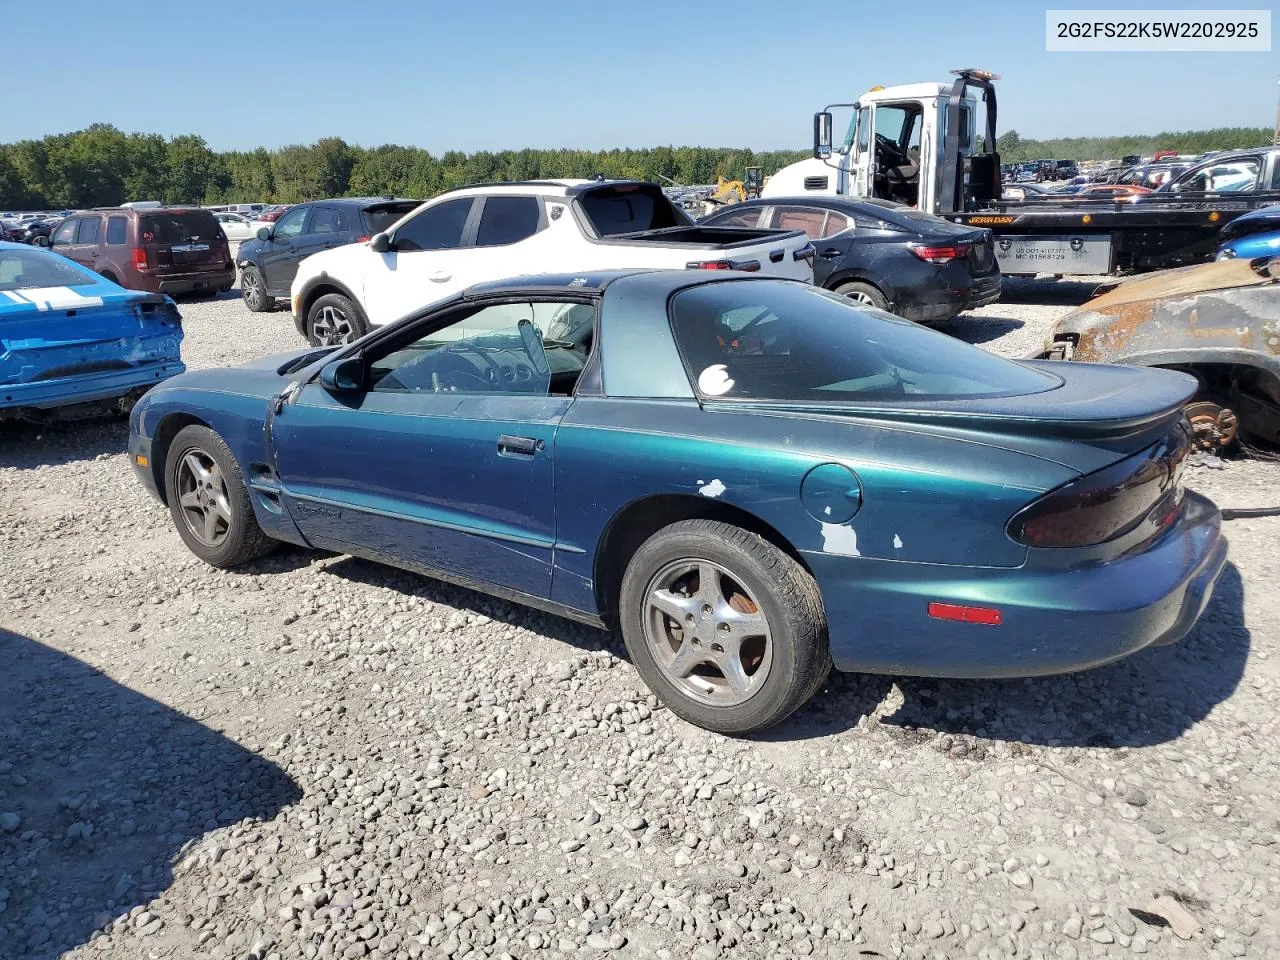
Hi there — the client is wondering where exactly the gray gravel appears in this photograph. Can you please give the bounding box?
[1,278,1278,960]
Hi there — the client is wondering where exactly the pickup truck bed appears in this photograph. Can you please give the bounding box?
[948,190,1280,276]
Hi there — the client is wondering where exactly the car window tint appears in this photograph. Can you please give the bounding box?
[475,196,540,247]
[669,280,1058,403]
[76,217,101,245]
[106,216,127,244]
[310,207,342,234]
[579,184,686,237]
[274,205,309,237]
[368,302,553,396]
[705,207,761,228]
[51,220,78,246]
[362,202,417,235]
[394,198,472,251]
[771,206,827,239]
[139,211,220,244]
[820,212,851,238]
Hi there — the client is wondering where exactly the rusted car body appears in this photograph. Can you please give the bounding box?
[1038,256,1280,451]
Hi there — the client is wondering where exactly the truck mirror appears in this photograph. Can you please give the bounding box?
[813,112,833,160]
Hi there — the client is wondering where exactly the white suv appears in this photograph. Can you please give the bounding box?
[289,179,814,345]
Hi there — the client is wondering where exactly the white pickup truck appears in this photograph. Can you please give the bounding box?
[289,178,815,344]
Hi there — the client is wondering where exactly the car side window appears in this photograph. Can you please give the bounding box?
[106,216,127,244]
[310,207,342,235]
[275,205,309,238]
[51,219,78,246]
[474,196,541,247]
[76,217,101,245]
[366,301,555,396]
[707,207,762,228]
[770,205,827,240]
[820,212,852,238]
[394,198,473,252]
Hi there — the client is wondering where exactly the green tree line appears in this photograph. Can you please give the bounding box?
[0,124,808,209]
[995,126,1272,163]
[2,122,1273,210]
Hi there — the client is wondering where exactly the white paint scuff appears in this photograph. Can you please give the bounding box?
[820,523,860,556]
[893,534,903,549]
[699,479,727,499]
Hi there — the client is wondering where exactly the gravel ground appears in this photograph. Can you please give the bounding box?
[1,278,1278,960]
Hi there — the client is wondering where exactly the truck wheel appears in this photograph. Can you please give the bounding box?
[834,281,889,312]
[618,519,831,734]
[307,293,368,346]
[164,425,277,568]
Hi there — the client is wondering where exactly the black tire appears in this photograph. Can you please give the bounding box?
[164,425,276,568]
[833,280,889,312]
[306,293,368,346]
[618,519,831,734]
[99,270,119,285]
[240,264,272,313]
[32,235,50,248]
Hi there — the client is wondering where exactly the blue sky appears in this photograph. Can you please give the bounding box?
[7,0,1276,151]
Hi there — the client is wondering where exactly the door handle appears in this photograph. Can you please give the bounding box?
[497,434,540,457]
[820,247,843,258]
[429,271,451,283]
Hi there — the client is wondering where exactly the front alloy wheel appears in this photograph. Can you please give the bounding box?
[311,305,355,345]
[175,450,233,547]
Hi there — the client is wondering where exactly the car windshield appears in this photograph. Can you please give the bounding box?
[138,210,221,244]
[0,247,95,291]
[669,281,1059,403]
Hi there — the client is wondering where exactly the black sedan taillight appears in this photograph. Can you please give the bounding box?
[1008,421,1191,548]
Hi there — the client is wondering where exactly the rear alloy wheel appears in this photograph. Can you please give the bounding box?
[307,293,368,346]
[619,519,831,734]
[1185,398,1239,454]
[164,425,276,568]
[240,265,271,312]
[833,280,889,312]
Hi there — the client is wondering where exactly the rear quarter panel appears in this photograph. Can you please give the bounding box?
[550,399,1075,614]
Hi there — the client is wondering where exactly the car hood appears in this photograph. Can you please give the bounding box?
[147,346,335,397]
[1081,255,1280,305]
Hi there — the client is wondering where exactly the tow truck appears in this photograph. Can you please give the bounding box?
[763,70,1280,277]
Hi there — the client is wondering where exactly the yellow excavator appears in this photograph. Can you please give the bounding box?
[706,166,765,206]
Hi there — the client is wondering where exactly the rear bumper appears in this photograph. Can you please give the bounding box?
[0,361,185,417]
[134,266,235,295]
[806,491,1227,677]
[896,270,1002,323]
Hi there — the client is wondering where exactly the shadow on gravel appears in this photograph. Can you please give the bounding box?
[0,418,128,470]
[0,628,301,960]
[882,562,1250,749]
[319,555,623,655]
[999,277,1100,307]
[948,315,1025,345]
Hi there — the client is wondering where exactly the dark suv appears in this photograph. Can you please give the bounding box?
[50,206,234,295]
[235,197,418,311]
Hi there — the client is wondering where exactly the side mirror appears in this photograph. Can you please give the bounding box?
[369,232,391,253]
[813,112,833,160]
[256,226,271,241]
[318,357,365,393]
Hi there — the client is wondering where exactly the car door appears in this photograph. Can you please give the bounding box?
[767,205,851,286]
[270,298,577,598]
[49,218,82,263]
[278,204,342,288]
[260,204,311,291]
[362,197,477,325]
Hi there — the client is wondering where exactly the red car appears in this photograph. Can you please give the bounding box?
[257,205,291,223]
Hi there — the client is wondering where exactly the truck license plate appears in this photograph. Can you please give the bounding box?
[995,236,1112,275]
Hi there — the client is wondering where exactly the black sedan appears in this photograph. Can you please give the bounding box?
[701,197,1000,325]
[235,197,418,313]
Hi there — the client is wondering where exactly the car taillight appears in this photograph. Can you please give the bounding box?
[685,258,760,271]
[132,247,148,270]
[908,244,966,264]
[356,235,371,243]
[1007,424,1190,548]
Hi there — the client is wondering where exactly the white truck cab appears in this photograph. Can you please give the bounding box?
[763,69,1001,218]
